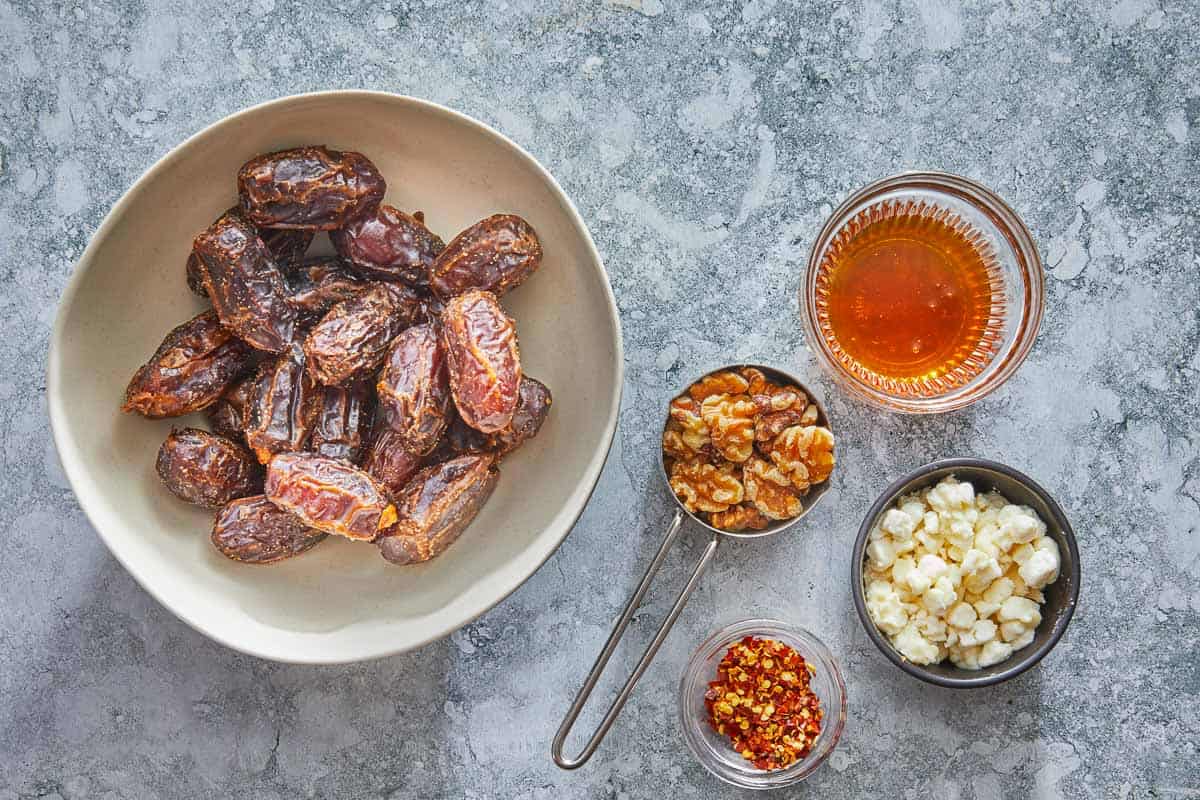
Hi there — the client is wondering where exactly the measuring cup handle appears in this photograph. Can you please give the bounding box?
[551,509,720,769]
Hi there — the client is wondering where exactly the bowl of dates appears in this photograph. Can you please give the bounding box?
[48,91,622,663]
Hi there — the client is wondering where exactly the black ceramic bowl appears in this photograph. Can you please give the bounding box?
[851,458,1080,688]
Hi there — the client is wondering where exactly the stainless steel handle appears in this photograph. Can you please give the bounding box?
[551,509,720,769]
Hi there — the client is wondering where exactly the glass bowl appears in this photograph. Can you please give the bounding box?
[678,619,847,789]
[799,171,1044,414]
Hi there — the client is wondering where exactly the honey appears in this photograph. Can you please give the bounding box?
[813,200,1006,396]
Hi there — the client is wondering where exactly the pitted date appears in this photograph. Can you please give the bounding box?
[363,426,424,495]
[331,205,445,287]
[484,376,552,458]
[205,374,255,441]
[377,453,498,565]
[376,323,451,455]
[265,452,398,541]
[243,350,320,464]
[193,208,298,352]
[186,206,244,297]
[430,376,552,461]
[238,146,386,230]
[441,290,521,433]
[430,214,541,298]
[303,282,425,386]
[186,252,208,296]
[156,428,263,507]
[123,311,253,418]
[425,409,489,465]
[206,399,243,442]
[187,209,312,296]
[310,383,372,463]
[420,292,446,322]
[286,257,369,319]
[261,228,314,266]
[212,495,326,564]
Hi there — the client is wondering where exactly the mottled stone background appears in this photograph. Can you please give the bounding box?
[2,0,1198,797]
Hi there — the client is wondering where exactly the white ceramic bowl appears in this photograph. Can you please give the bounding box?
[47,91,623,663]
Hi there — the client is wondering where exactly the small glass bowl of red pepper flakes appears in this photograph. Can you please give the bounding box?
[679,619,847,789]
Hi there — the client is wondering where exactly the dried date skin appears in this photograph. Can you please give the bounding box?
[187,206,246,297]
[238,146,386,230]
[363,427,424,496]
[155,428,263,507]
[243,350,321,464]
[286,257,369,319]
[123,311,253,418]
[424,410,489,465]
[186,252,208,296]
[430,214,542,298]
[205,374,255,441]
[483,376,551,458]
[441,290,521,433]
[420,291,446,322]
[212,495,327,564]
[265,452,399,541]
[421,384,550,463]
[304,283,425,386]
[377,454,499,565]
[188,209,312,296]
[261,228,314,266]
[310,383,372,463]
[207,400,244,441]
[331,204,445,287]
[376,323,452,455]
[193,208,298,352]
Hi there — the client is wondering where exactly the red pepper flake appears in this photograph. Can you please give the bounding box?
[703,636,823,771]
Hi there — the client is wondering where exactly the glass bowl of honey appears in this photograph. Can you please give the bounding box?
[800,172,1044,413]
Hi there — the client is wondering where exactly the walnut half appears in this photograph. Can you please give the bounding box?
[668,396,710,454]
[743,456,803,520]
[768,425,835,491]
[709,504,770,532]
[700,393,757,463]
[688,370,749,402]
[668,460,744,513]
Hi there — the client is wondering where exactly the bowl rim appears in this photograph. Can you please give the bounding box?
[850,457,1080,688]
[677,618,848,789]
[45,90,625,664]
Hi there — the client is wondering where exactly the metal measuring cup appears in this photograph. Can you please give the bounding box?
[552,364,833,769]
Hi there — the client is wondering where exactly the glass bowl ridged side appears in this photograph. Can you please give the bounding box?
[811,196,1010,398]
[800,171,1044,414]
[678,619,847,790]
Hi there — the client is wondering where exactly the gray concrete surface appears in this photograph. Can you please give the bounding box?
[3,0,1198,797]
